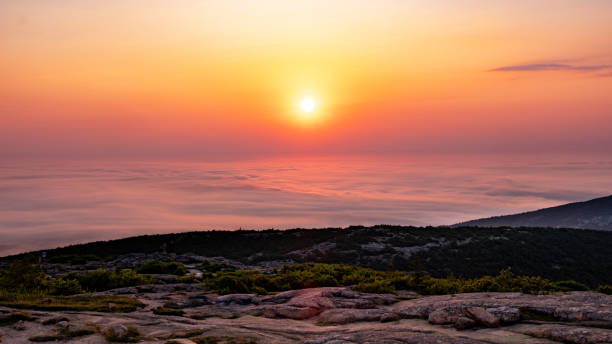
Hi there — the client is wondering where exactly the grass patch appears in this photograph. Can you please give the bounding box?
[0,310,33,326]
[153,306,185,316]
[0,294,144,312]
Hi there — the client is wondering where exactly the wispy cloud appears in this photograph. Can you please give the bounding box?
[491,63,612,72]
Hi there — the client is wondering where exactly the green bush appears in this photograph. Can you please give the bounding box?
[551,280,590,292]
[63,269,153,292]
[200,263,598,296]
[0,261,49,292]
[353,279,394,293]
[136,260,186,275]
[50,277,84,295]
[0,295,144,312]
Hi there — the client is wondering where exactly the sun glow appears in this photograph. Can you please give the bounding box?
[293,94,323,125]
[300,98,315,112]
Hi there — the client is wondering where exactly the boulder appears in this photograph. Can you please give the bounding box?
[454,316,476,330]
[463,307,500,327]
[215,294,257,306]
[104,324,129,339]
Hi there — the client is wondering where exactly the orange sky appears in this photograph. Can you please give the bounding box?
[1,0,611,158]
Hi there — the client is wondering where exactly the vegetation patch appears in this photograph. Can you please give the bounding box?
[136,260,187,275]
[597,285,612,295]
[176,275,198,284]
[0,310,33,326]
[5,227,610,287]
[153,301,185,316]
[0,259,154,296]
[62,269,154,292]
[202,263,601,296]
[201,259,237,273]
[0,294,144,312]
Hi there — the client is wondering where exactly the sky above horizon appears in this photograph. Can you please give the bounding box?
[1,0,612,158]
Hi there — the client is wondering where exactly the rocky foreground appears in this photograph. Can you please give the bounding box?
[1,284,612,344]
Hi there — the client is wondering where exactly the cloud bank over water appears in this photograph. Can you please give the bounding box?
[1,155,611,256]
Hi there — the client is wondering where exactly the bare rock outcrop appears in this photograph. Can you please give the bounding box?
[463,306,500,327]
[1,287,611,343]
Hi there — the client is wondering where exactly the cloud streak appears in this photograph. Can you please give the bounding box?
[491,63,612,72]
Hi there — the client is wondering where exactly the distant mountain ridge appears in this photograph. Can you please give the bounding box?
[455,195,612,230]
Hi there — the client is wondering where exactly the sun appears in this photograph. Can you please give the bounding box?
[300,97,315,113]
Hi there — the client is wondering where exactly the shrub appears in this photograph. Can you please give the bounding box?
[201,259,236,273]
[597,285,612,295]
[63,269,153,292]
[0,295,143,312]
[551,280,590,292]
[136,260,187,275]
[50,278,83,295]
[0,261,49,292]
[353,279,395,294]
[200,263,596,296]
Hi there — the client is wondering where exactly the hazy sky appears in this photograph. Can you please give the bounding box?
[1,0,612,158]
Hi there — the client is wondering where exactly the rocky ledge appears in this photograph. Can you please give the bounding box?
[1,286,611,343]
